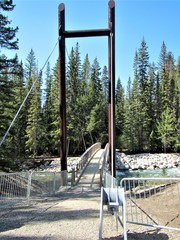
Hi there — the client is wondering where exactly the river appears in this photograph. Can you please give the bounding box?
[116,167,180,184]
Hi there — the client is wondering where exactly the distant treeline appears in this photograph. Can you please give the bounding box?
[0,39,180,171]
[0,2,179,171]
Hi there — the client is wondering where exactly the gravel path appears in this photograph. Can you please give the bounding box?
[1,190,179,240]
[0,151,180,240]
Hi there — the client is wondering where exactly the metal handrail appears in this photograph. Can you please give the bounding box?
[71,142,101,186]
[99,143,118,187]
[99,143,109,187]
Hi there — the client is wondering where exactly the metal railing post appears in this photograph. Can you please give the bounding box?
[71,168,75,187]
[27,171,32,203]
[53,172,56,194]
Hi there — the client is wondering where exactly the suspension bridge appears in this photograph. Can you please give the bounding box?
[0,1,180,239]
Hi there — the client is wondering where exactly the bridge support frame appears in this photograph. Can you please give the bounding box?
[58,0,116,177]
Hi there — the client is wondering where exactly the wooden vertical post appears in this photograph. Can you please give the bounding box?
[108,0,116,178]
[58,3,67,171]
[58,1,115,177]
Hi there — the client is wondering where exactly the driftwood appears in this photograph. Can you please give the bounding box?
[22,158,53,170]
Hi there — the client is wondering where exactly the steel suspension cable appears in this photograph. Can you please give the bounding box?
[0,39,59,147]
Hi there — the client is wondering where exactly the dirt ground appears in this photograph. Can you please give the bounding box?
[123,182,180,240]
[0,184,180,240]
[134,183,180,229]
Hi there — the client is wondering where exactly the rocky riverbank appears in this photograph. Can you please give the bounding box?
[23,153,180,173]
[29,157,80,172]
[116,152,180,171]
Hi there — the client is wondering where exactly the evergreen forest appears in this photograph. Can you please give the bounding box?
[0,1,180,171]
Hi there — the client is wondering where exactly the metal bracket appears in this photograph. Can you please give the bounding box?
[99,187,127,240]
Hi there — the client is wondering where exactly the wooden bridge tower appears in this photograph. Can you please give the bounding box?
[58,0,116,177]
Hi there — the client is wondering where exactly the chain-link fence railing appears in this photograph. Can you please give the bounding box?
[0,170,67,205]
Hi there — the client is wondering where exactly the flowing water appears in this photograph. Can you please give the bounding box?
[116,167,180,183]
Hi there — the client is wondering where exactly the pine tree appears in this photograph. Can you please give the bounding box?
[138,37,149,93]
[0,0,19,77]
[66,44,80,153]
[25,75,42,157]
[11,60,26,161]
[0,67,15,166]
[128,51,142,152]
[87,58,105,143]
[24,49,37,123]
[153,72,162,151]
[0,0,18,50]
[115,77,125,149]
[87,103,106,143]
[147,63,158,151]
[158,46,177,152]
[159,41,167,80]
[41,62,53,155]
[24,49,37,85]
[157,107,176,153]
[81,54,90,95]
[166,52,175,110]
[101,65,109,145]
[137,38,150,150]
[48,61,60,155]
[174,57,180,151]
[131,51,141,152]
[0,0,19,170]
[25,50,41,157]
[87,57,102,108]
[0,54,21,170]
[131,76,142,152]
[101,65,108,103]
[78,54,91,148]
[123,77,135,151]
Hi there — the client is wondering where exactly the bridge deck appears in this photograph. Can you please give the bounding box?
[76,149,103,190]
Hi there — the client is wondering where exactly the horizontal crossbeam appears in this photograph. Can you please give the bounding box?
[61,29,111,38]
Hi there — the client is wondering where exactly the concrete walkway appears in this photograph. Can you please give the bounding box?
[77,149,103,190]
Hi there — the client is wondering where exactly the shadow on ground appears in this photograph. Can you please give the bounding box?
[103,230,169,240]
[0,207,99,232]
[0,190,100,233]
[0,236,43,240]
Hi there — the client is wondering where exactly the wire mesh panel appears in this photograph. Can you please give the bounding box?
[0,172,29,201]
[104,172,118,188]
[120,178,180,231]
[29,171,67,197]
[0,170,67,205]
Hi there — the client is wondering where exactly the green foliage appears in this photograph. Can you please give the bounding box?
[1,36,180,171]
[115,78,125,146]
[25,75,41,157]
[157,107,176,153]
[66,44,83,153]
[0,0,18,50]
[0,2,20,170]
[47,62,60,154]
[174,57,180,151]
[119,39,180,153]
[123,77,135,151]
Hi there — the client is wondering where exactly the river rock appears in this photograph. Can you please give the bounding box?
[116,152,180,171]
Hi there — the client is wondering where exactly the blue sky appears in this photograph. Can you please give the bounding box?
[3,0,180,88]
